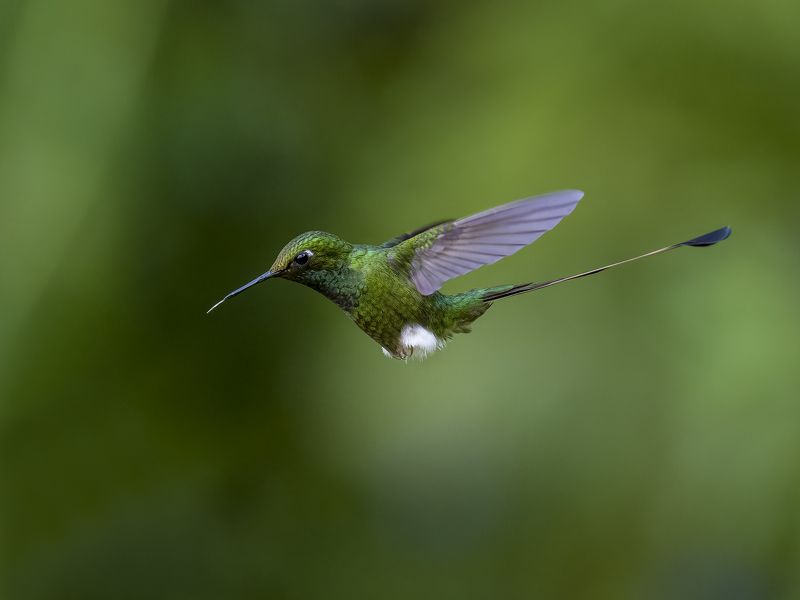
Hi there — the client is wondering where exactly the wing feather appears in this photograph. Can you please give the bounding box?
[404,190,583,295]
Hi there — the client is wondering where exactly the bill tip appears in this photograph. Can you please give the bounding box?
[206,298,226,314]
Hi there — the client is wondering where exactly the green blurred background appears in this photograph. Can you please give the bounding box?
[1,0,799,598]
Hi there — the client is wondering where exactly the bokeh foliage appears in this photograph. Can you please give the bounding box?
[1,0,799,598]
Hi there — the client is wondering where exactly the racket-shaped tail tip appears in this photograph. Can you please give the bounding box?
[681,226,732,248]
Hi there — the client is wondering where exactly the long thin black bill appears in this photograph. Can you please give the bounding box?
[482,226,732,301]
[207,271,276,314]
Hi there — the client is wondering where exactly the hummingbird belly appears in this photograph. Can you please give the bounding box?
[345,249,491,359]
[350,287,487,359]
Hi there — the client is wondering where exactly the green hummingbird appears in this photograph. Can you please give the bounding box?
[208,190,730,359]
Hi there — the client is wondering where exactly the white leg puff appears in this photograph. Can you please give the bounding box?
[399,324,445,359]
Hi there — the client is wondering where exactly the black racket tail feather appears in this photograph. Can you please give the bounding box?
[680,226,732,247]
[481,226,732,302]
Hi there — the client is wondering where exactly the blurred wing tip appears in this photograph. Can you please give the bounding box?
[682,226,732,247]
[546,189,584,202]
[530,189,583,202]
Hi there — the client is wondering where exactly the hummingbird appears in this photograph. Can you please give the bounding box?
[208,190,731,360]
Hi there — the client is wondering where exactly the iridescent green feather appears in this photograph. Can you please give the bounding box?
[266,229,493,357]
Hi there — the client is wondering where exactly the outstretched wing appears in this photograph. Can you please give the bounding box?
[379,219,453,249]
[394,190,584,295]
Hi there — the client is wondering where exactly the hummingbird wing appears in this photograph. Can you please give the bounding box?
[379,220,453,249]
[395,190,584,295]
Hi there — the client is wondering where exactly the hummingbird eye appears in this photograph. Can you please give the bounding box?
[294,250,312,266]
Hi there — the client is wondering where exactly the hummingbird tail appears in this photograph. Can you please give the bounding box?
[480,226,731,302]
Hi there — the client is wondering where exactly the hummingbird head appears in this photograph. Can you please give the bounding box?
[268,231,353,282]
[207,231,353,313]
